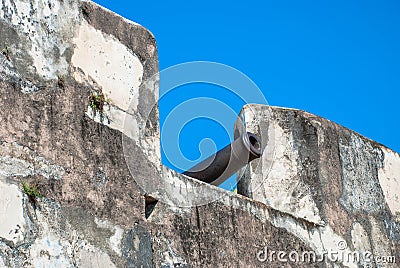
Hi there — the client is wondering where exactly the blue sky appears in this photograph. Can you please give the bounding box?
[93,0,400,189]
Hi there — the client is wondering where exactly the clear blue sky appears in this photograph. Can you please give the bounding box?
[93,0,400,189]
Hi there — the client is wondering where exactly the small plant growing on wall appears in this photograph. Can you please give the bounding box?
[22,181,43,206]
[0,46,11,79]
[88,90,111,124]
[1,46,11,62]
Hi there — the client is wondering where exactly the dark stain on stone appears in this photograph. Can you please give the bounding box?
[291,111,326,222]
[384,215,400,241]
[122,226,154,268]
[338,129,387,215]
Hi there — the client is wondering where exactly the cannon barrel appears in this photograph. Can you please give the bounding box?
[182,132,262,186]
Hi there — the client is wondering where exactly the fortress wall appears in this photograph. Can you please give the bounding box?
[0,0,398,267]
[236,104,400,267]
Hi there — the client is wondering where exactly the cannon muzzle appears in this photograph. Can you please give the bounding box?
[182,132,262,186]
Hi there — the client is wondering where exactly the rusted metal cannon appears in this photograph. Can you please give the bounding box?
[183,132,262,185]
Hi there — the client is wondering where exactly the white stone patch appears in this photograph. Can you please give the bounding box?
[1,0,80,80]
[85,104,140,143]
[35,156,65,180]
[94,218,123,257]
[0,156,33,177]
[76,247,117,268]
[6,0,31,32]
[27,202,117,268]
[0,178,26,244]
[110,227,124,257]
[153,235,187,268]
[256,123,323,225]
[70,17,161,169]
[72,20,144,111]
[235,105,323,225]
[351,222,372,266]
[30,232,71,268]
[351,223,371,252]
[168,174,196,207]
[378,147,400,220]
[368,216,392,260]
[163,240,187,267]
[0,142,65,180]
[140,128,161,168]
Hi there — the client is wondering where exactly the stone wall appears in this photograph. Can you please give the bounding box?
[236,105,400,267]
[0,0,399,267]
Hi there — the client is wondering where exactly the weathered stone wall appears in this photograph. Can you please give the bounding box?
[236,104,400,267]
[0,0,399,267]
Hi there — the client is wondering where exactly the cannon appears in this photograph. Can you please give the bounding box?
[183,132,262,185]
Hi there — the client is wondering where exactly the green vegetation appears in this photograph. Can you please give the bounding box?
[88,91,111,124]
[22,181,43,203]
[89,91,107,115]
[1,46,11,79]
[1,46,11,61]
